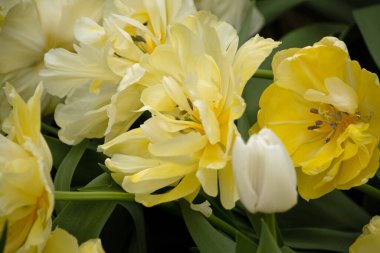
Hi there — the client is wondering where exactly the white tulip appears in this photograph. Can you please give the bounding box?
[232,128,297,213]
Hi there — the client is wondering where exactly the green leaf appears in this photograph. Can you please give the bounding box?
[281,246,296,253]
[257,0,305,24]
[282,227,358,252]
[236,113,251,141]
[180,201,236,253]
[53,174,117,243]
[54,140,88,191]
[280,23,348,49]
[44,135,70,169]
[53,201,117,243]
[79,173,123,192]
[353,4,380,69]
[306,0,354,22]
[257,220,282,253]
[277,191,370,230]
[54,140,89,212]
[119,202,147,253]
[236,231,258,253]
[0,221,8,253]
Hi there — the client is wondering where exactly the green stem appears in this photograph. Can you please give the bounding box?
[356,184,380,201]
[246,212,263,236]
[55,191,135,201]
[264,213,277,242]
[41,122,58,135]
[208,214,239,239]
[253,69,274,80]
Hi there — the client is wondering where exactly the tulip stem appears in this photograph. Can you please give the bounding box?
[253,69,274,79]
[264,213,278,242]
[54,191,135,201]
[356,184,380,200]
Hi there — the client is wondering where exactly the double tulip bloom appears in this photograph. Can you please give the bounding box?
[257,37,380,200]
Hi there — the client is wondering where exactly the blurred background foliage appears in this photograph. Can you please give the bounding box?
[42,0,380,252]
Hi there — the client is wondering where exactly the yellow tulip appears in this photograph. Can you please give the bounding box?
[256,37,380,200]
[350,216,380,253]
[100,11,279,209]
[0,84,54,253]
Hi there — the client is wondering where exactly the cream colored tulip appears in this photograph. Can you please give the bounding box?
[40,0,196,145]
[43,228,105,253]
[0,84,54,253]
[232,128,297,213]
[0,0,104,123]
[99,12,280,209]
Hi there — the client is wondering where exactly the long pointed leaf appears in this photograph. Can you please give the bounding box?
[180,201,236,253]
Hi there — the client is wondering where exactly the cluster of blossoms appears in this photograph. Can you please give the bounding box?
[0,0,380,252]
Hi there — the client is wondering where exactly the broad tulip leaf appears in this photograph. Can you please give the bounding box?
[281,246,297,253]
[236,231,258,253]
[120,202,147,253]
[53,174,118,243]
[54,140,88,191]
[257,0,305,24]
[277,191,370,230]
[353,4,380,69]
[44,135,70,168]
[257,220,282,253]
[180,201,235,253]
[282,227,358,252]
[306,0,353,22]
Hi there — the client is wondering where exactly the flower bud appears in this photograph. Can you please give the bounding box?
[232,128,297,213]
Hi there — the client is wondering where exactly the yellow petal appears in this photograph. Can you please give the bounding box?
[43,228,79,253]
[135,173,200,207]
[233,34,280,92]
[148,132,207,157]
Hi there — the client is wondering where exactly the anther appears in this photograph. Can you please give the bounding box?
[310,108,319,114]
[315,120,323,126]
[131,35,147,43]
[328,122,337,130]
[308,125,320,130]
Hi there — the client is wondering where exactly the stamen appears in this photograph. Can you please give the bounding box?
[131,35,147,43]
[328,122,338,130]
[308,125,320,130]
[315,120,323,126]
[310,108,319,114]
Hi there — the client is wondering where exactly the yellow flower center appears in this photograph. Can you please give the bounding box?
[124,13,159,54]
[308,104,359,142]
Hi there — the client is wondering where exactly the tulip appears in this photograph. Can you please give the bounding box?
[350,216,380,253]
[232,128,297,213]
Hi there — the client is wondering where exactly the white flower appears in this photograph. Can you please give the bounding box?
[232,128,298,213]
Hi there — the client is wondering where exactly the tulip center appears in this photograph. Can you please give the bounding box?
[124,15,159,54]
[308,104,359,142]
